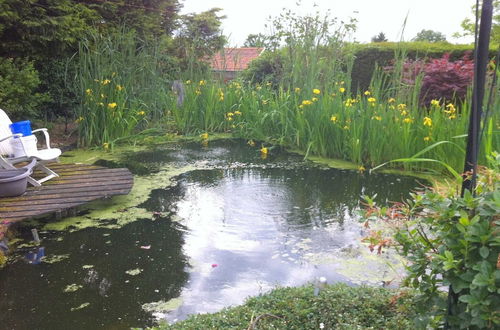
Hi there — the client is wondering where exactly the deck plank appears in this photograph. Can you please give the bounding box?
[0,163,134,222]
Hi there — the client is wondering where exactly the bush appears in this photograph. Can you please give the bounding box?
[0,57,48,120]
[383,53,475,107]
[159,284,417,329]
[350,42,493,93]
[360,153,500,328]
[240,50,284,86]
[420,53,474,107]
[36,58,78,121]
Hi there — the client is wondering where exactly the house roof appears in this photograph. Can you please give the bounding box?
[211,47,264,72]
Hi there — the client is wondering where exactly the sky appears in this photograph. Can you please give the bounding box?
[180,0,476,46]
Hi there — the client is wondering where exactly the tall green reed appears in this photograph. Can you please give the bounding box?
[74,29,174,148]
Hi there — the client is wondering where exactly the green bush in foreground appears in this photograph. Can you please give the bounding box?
[158,284,417,329]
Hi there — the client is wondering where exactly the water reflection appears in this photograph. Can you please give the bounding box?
[140,165,417,322]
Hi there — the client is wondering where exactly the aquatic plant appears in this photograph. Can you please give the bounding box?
[167,75,498,174]
[74,29,175,148]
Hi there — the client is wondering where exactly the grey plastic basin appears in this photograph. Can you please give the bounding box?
[0,160,36,197]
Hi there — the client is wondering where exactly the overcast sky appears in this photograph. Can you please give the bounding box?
[180,0,476,46]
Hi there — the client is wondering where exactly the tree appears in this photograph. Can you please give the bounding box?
[371,32,388,43]
[76,0,182,40]
[455,0,500,44]
[172,8,226,70]
[412,29,447,42]
[0,0,97,59]
[243,33,269,48]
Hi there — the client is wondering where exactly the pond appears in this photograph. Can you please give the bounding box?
[0,140,423,329]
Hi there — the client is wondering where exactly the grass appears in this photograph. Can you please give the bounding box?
[155,283,417,329]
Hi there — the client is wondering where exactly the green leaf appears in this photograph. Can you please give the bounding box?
[479,246,489,259]
[458,294,473,303]
[472,273,490,286]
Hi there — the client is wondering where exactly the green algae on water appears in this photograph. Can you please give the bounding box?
[142,297,183,314]
[42,165,197,232]
[42,254,70,264]
[64,284,83,293]
[70,302,90,311]
[125,268,143,276]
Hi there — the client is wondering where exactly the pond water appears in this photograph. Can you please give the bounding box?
[0,140,422,329]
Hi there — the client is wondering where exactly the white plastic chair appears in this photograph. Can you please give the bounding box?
[0,108,62,186]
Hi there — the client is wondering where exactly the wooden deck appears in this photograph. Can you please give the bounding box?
[0,163,133,223]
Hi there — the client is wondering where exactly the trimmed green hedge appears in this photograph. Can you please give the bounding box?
[157,284,417,329]
[350,42,484,92]
[242,41,497,93]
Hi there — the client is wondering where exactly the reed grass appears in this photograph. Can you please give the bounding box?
[74,30,174,148]
[72,17,499,176]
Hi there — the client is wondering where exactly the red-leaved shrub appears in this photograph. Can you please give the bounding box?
[385,53,474,107]
[420,53,474,107]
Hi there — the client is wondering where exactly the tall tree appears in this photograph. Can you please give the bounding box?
[0,0,97,59]
[243,33,269,48]
[76,0,182,40]
[371,32,388,43]
[412,29,447,42]
[173,8,226,66]
[455,0,500,43]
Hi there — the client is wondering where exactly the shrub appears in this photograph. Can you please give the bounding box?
[240,50,285,86]
[360,153,500,328]
[159,284,417,329]
[420,53,474,107]
[0,57,48,120]
[384,53,475,107]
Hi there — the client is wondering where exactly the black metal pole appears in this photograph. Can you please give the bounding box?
[461,0,493,196]
[446,1,494,328]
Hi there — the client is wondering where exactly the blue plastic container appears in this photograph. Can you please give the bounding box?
[9,120,32,137]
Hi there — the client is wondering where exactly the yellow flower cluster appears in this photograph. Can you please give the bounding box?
[444,104,456,119]
[430,99,440,107]
[423,116,433,127]
[313,88,321,95]
[344,98,357,107]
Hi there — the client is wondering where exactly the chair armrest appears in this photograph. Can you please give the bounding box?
[0,133,22,143]
[31,128,52,149]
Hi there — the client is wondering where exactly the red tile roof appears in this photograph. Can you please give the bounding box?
[211,47,264,72]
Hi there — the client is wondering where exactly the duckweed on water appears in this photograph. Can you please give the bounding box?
[64,284,83,293]
[42,254,70,264]
[42,165,197,232]
[70,302,90,312]
[142,298,184,315]
[125,268,143,276]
